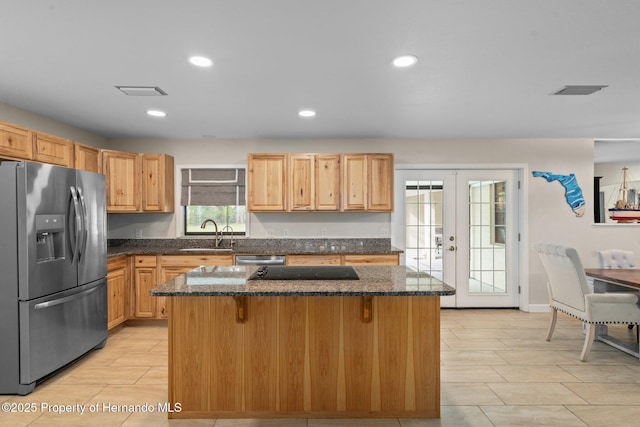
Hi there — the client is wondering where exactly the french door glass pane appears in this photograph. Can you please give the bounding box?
[467,180,507,294]
[405,180,443,280]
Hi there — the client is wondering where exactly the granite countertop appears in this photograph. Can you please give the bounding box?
[150,265,455,297]
[107,238,403,258]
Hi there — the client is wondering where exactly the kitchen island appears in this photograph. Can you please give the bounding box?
[151,265,454,419]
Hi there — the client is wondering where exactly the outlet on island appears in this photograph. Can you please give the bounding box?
[321,229,327,238]
[135,228,143,238]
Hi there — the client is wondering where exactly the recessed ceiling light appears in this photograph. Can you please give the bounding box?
[392,55,418,67]
[298,110,316,118]
[189,56,213,67]
[146,110,167,117]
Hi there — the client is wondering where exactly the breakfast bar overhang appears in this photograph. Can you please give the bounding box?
[151,265,455,419]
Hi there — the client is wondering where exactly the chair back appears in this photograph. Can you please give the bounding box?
[597,249,636,269]
[534,243,591,312]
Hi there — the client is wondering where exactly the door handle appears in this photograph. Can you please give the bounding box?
[448,246,457,251]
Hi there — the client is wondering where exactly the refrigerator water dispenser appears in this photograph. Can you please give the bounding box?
[35,214,64,262]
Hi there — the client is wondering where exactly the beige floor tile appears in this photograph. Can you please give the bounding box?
[449,329,514,339]
[564,382,640,404]
[560,364,640,382]
[87,384,168,406]
[58,366,151,385]
[566,405,640,427]
[135,366,169,384]
[26,409,131,427]
[123,411,215,426]
[0,411,42,427]
[495,350,578,365]
[492,365,580,382]
[499,337,588,351]
[441,350,508,366]
[480,405,588,426]
[441,365,505,383]
[442,338,511,350]
[108,351,169,367]
[440,383,504,405]
[487,383,587,405]
[399,406,493,427]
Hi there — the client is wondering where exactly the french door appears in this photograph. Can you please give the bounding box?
[395,169,519,308]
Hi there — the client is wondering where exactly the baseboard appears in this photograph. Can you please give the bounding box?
[527,304,550,313]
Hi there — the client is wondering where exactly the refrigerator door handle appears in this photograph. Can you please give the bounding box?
[69,186,82,263]
[76,186,88,262]
[33,283,102,310]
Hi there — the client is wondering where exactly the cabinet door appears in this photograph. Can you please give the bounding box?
[0,121,33,160]
[342,154,367,211]
[33,132,74,167]
[141,153,174,212]
[248,153,287,211]
[107,256,128,330]
[289,154,315,211]
[368,154,394,211]
[74,143,101,173]
[134,266,158,318]
[287,254,342,266]
[343,254,399,266]
[102,149,141,212]
[316,154,340,211]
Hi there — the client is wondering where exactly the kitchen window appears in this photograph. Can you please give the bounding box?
[180,168,246,235]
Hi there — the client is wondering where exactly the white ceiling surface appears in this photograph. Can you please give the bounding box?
[2,0,640,141]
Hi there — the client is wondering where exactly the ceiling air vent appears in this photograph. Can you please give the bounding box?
[115,86,167,96]
[552,85,608,95]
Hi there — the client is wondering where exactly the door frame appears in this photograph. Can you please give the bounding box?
[392,163,530,312]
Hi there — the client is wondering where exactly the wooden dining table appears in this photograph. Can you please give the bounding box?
[584,268,640,358]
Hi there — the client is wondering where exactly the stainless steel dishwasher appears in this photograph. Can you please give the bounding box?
[235,255,287,266]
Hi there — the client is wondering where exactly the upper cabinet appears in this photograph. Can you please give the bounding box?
[367,153,394,211]
[33,131,74,167]
[141,153,174,212]
[247,153,288,211]
[248,153,393,213]
[74,142,101,173]
[0,121,33,160]
[102,149,174,213]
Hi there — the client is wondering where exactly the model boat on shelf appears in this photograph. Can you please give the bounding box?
[608,167,640,222]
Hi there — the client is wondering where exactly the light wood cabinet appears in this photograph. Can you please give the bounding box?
[0,121,33,160]
[32,131,74,167]
[342,154,393,212]
[248,153,288,211]
[141,153,174,212]
[168,295,440,418]
[133,256,158,318]
[107,256,128,330]
[248,153,391,213]
[102,149,141,212]
[74,142,101,173]
[287,254,399,266]
[315,154,341,211]
[289,154,315,211]
[368,154,394,211]
[343,254,399,265]
[287,254,342,265]
[102,149,174,213]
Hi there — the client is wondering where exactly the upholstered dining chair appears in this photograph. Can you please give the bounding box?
[534,243,640,361]
[596,249,636,269]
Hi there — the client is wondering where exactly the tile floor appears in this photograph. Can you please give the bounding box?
[2,309,640,426]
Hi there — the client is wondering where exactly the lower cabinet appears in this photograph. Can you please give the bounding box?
[287,254,399,266]
[133,256,159,318]
[107,256,128,330]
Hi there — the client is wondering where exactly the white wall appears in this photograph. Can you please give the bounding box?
[0,102,108,148]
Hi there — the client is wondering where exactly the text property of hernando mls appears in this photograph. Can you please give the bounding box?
[1,402,182,415]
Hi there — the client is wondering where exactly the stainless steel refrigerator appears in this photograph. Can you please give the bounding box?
[0,161,107,395]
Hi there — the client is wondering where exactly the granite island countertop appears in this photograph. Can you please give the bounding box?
[150,265,455,297]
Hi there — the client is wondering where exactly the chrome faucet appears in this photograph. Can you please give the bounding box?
[200,219,223,247]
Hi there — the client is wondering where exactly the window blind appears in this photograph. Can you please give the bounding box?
[180,168,246,206]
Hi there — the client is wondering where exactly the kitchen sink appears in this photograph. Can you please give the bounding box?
[178,248,232,253]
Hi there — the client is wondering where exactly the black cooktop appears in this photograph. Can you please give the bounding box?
[248,265,359,281]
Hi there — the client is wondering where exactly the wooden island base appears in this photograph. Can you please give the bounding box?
[167,295,440,419]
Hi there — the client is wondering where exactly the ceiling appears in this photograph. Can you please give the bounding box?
[2,0,640,141]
